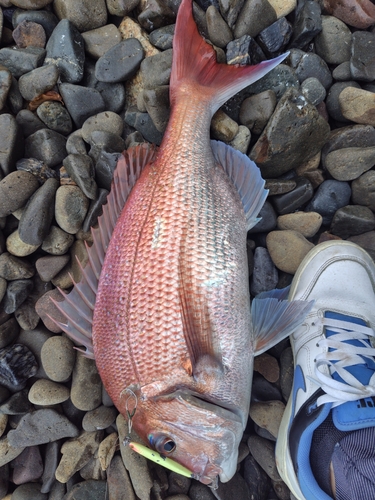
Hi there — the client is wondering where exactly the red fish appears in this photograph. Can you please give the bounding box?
[54,0,311,486]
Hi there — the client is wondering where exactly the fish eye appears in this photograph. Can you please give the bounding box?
[154,436,176,454]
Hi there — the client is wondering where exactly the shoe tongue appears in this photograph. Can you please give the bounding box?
[325,311,375,431]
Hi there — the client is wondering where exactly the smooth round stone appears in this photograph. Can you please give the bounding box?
[0,317,19,349]
[71,356,102,411]
[81,24,121,59]
[6,230,40,257]
[0,171,39,218]
[107,0,140,16]
[306,179,352,225]
[143,85,170,134]
[250,246,278,296]
[82,405,117,432]
[28,378,70,405]
[254,352,279,383]
[247,434,281,481]
[41,225,74,255]
[0,252,34,280]
[0,343,37,391]
[34,288,67,333]
[234,0,276,39]
[62,154,97,200]
[11,482,48,500]
[268,0,295,18]
[41,335,76,382]
[81,65,126,114]
[292,51,332,90]
[10,0,52,7]
[239,90,277,135]
[321,124,375,166]
[250,400,285,439]
[59,83,106,128]
[325,146,375,181]
[35,254,70,282]
[0,388,32,416]
[125,110,164,145]
[40,441,60,493]
[36,101,72,135]
[55,185,89,234]
[54,0,107,31]
[277,212,322,237]
[66,129,87,155]
[206,6,232,48]
[326,81,361,123]
[315,16,351,65]
[7,409,79,447]
[339,87,375,126]
[18,177,59,246]
[25,128,67,168]
[44,19,85,83]
[266,230,314,274]
[243,454,271,500]
[229,125,251,154]
[211,109,238,142]
[95,38,144,83]
[330,205,375,239]
[3,279,33,314]
[352,171,375,211]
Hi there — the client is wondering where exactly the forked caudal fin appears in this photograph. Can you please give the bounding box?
[170,0,288,115]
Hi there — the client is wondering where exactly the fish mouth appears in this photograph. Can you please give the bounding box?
[180,391,243,424]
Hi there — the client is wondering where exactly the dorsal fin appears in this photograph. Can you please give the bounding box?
[50,143,158,358]
[211,140,268,230]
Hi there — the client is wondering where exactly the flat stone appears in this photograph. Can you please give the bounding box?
[250,88,330,178]
[350,31,375,82]
[321,124,375,165]
[250,400,285,439]
[277,212,322,238]
[55,430,103,483]
[125,109,164,145]
[0,389,32,415]
[44,19,85,83]
[40,335,76,382]
[24,128,67,168]
[325,146,375,181]
[98,432,118,472]
[315,15,352,65]
[265,179,296,196]
[266,230,314,274]
[95,38,144,83]
[140,49,172,90]
[71,355,102,412]
[330,205,375,239]
[36,101,72,135]
[0,253,34,280]
[339,87,375,126]
[55,185,89,234]
[143,85,170,133]
[16,109,45,137]
[35,254,70,282]
[63,479,107,499]
[248,200,277,234]
[305,179,352,225]
[28,378,70,405]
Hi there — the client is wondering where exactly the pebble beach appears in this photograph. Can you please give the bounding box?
[1,0,375,498]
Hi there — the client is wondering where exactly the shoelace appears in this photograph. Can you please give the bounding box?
[311,317,375,407]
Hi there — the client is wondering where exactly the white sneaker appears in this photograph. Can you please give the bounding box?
[275,241,375,500]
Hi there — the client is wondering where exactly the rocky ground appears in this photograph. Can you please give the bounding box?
[1,0,375,498]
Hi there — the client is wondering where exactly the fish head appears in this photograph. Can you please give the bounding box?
[133,389,244,485]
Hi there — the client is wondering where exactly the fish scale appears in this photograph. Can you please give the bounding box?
[53,0,314,485]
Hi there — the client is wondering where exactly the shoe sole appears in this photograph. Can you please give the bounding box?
[275,241,375,500]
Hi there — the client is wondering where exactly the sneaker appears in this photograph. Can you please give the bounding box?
[275,241,375,500]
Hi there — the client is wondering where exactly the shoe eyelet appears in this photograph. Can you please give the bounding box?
[311,322,315,326]
[316,343,319,347]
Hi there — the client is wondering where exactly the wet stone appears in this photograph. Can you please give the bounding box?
[63,154,97,200]
[266,230,314,274]
[2,279,33,314]
[25,128,67,168]
[306,179,352,225]
[330,205,375,239]
[59,83,106,128]
[44,19,85,83]
[12,445,43,485]
[0,171,39,217]
[257,17,292,56]
[289,0,321,49]
[0,344,37,391]
[315,15,352,65]
[0,253,34,280]
[271,177,314,215]
[250,88,330,178]
[250,246,278,296]
[8,408,79,447]
[226,35,265,66]
[0,47,46,78]
[234,0,277,39]
[55,185,89,234]
[18,177,59,246]
[350,31,375,82]
[0,113,24,178]
[95,38,144,83]
[13,20,46,49]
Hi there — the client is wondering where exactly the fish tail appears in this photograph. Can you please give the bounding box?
[170,0,287,115]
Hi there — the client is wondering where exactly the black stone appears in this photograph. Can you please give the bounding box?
[59,83,106,128]
[248,200,277,233]
[289,0,322,49]
[257,17,292,56]
[250,246,278,296]
[272,177,314,215]
[140,49,172,90]
[305,180,352,225]
[95,38,144,83]
[330,205,375,239]
[226,35,266,66]
[7,76,24,115]
[125,109,164,145]
[3,279,34,314]
[245,64,299,100]
[44,19,85,83]
[0,344,38,391]
[243,454,272,500]
[63,154,98,200]
[292,51,332,89]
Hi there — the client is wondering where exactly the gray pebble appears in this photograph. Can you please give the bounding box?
[54,0,107,32]
[0,343,37,391]
[306,179,352,225]
[247,434,281,481]
[82,63,126,113]
[246,63,299,100]
[140,49,172,90]
[0,389,32,415]
[206,5,233,48]
[94,150,120,191]
[243,454,271,500]
[291,50,332,89]
[321,124,375,165]
[7,408,79,447]
[63,154,98,200]
[189,481,216,500]
[44,19,85,83]
[350,31,375,82]
[0,171,39,218]
[12,8,59,39]
[0,65,12,111]
[248,200,277,234]
[239,90,276,135]
[257,17,293,56]
[352,171,375,211]
[250,246,278,296]
[107,454,136,500]
[125,109,164,145]
[82,405,117,432]
[330,205,375,239]
[325,81,361,123]
[324,146,375,181]
[315,15,352,65]
[41,441,60,493]
[149,23,175,50]
[17,326,52,379]
[143,85,171,133]
[83,188,109,231]
[28,378,70,405]
[0,46,46,78]
[41,335,76,382]
[234,0,276,39]
[289,0,321,49]
[35,254,70,282]
[63,479,107,500]
[71,355,102,411]
[10,482,47,500]
[36,101,72,135]
[66,129,87,155]
[59,82,106,128]
[12,445,43,485]
[18,177,59,246]
[107,0,139,16]
[18,63,59,101]
[41,225,75,255]
[0,253,35,280]
[82,111,124,143]
[81,24,121,59]
[88,130,125,156]
[7,76,24,115]
[95,38,144,83]
[3,279,33,314]
[55,185,89,234]
[0,113,24,177]
[332,61,351,81]
[25,128,67,168]
[16,109,45,137]
[301,77,326,106]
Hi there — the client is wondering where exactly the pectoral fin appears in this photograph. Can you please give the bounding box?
[251,287,314,355]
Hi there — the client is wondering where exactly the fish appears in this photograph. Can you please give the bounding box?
[52,0,312,486]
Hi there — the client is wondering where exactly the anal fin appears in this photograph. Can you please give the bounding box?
[50,143,158,358]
